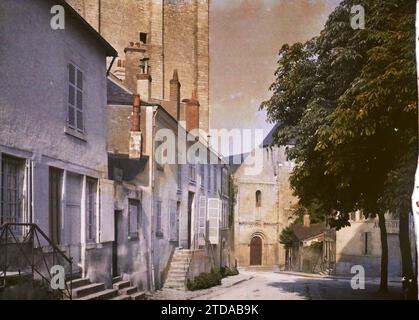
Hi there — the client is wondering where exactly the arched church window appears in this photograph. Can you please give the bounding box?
[256,190,262,207]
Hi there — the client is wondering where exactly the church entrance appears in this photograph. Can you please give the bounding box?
[250,236,262,265]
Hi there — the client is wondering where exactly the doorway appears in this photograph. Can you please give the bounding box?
[112,210,122,277]
[187,192,194,249]
[250,236,262,265]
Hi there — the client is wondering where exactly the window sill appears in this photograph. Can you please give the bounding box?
[64,126,87,142]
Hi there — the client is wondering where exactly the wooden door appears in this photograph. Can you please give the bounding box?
[250,236,262,265]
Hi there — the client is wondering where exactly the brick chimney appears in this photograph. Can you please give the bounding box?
[169,69,181,120]
[124,42,149,94]
[129,94,142,159]
[303,209,310,227]
[182,90,200,133]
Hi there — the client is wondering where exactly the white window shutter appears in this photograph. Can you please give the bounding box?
[169,200,177,241]
[207,198,220,244]
[198,196,207,246]
[99,179,114,243]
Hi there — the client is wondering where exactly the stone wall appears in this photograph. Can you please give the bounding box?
[66,0,210,132]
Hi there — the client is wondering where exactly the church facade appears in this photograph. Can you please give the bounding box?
[231,126,298,268]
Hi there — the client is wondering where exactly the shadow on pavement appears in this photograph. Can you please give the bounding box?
[266,277,403,300]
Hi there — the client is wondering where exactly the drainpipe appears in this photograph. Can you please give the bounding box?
[149,106,159,291]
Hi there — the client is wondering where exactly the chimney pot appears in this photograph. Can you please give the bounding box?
[129,94,142,159]
[303,209,310,227]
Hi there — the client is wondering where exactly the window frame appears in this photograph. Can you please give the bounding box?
[128,199,140,239]
[67,63,84,134]
[86,178,97,242]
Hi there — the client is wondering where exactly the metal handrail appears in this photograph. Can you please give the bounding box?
[0,223,73,299]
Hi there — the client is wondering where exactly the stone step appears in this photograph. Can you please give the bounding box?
[167,274,187,280]
[73,283,105,298]
[113,280,131,290]
[165,280,186,287]
[168,269,188,275]
[78,289,119,300]
[119,286,137,295]
[110,294,131,300]
[171,258,190,263]
[67,278,90,289]
[112,275,123,284]
[131,292,146,300]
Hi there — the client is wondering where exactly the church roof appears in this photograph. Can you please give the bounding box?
[262,123,296,148]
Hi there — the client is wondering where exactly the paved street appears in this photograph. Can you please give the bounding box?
[190,270,403,300]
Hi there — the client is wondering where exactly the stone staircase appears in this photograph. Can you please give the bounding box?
[70,275,145,300]
[163,249,192,291]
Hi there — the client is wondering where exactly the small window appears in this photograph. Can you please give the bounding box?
[139,32,148,44]
[129,199,140,238]
[68,63,84,133]
[256,190,262,207]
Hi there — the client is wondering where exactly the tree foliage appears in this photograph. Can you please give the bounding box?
[261,0,417,295]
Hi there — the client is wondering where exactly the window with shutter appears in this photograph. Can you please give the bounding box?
[86,178,98,242]
[99,179,115,243]
[207,198,220,244]
[169,200,178,242]
[198,196,206,246]
[128,199,140,238]
[68,63,84,133]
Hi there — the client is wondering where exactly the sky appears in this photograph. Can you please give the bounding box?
[209,0,342,156]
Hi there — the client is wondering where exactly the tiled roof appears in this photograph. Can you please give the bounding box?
[291,222,327,241]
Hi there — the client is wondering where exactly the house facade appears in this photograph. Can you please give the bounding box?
[0,0,118,286]
[106,39,233,291]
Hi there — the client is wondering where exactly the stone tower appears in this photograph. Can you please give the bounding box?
[66,0,210,132]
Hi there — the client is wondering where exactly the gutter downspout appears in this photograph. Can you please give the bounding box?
[149,106,159,291]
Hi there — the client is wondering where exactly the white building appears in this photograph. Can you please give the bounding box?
[0,0,117,286]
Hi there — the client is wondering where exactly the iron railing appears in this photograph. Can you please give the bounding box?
[0,223,73,299]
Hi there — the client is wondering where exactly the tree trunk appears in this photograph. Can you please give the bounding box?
[399,210,417,299]
[413,0,419,299]
[378,212,388,292]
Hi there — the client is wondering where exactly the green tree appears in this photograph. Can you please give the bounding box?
[262,0,417,296]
